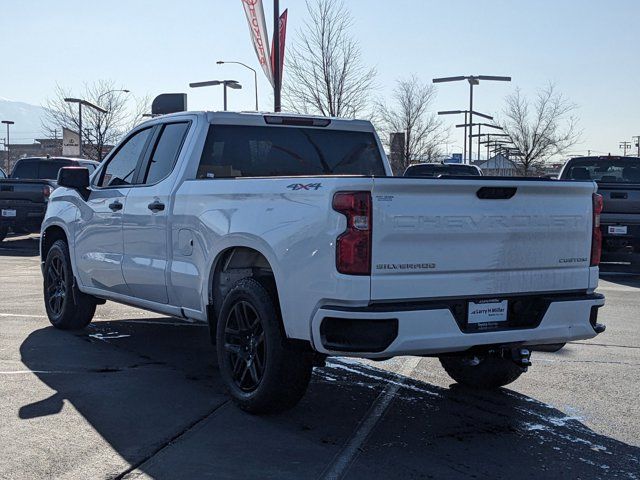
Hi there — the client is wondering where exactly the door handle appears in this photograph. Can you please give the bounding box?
[148,200,165,212]
[108,200,123,211]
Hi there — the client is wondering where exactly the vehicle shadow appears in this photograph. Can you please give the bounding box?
[17,319,640,479]
[600,272,640,288]
[0,234,39,257]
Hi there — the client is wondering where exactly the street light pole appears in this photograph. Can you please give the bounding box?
[273,0,281,112]
[438,109,494,164]
[189,80,242,111]
[1,120,14,172]
[433,75,511,164]
[97,89,130,102]
[217,61,258,111]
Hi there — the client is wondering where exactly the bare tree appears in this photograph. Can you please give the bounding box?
[284,0,376,117]
[42,80,148,162]
[375,75,448,174]
[499,83,580,176]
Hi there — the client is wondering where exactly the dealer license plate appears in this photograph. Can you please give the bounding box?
[468,300,508,324]
[1,209,16,218]
[608,225,628,235]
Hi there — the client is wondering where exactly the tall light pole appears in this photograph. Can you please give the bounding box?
[1,120,14,172]
[217,61,258,111]
[466,124,504,161]
[189,80,242,111]
[477,133,510,161]
[273,0,281,112]
[97,89,130,102]
[433,75,511,163]
[63,98,108,158]
[438,110,494,163]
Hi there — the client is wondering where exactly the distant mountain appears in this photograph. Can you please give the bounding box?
[0,98,47,144]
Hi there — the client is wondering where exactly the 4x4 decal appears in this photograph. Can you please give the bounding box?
[286,183,322,191]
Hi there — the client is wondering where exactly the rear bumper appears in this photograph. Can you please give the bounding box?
[311,293,605,358]
[600,221,640,270]
[0,204,46,233]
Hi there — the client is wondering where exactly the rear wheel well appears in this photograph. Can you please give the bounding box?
[209,247,279,334]
[41,226,68,264]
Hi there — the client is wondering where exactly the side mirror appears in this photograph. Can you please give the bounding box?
[57,167,90,196]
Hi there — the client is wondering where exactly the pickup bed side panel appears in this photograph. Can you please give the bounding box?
[170,177,374,340]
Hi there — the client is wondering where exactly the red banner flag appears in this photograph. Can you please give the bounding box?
[241,0,274,87]
[271,9,288,83]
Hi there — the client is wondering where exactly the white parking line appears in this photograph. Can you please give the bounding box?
[322,357,421,480]
[0,313,206,327]
[0,313,47,318]
[0,370,73,375]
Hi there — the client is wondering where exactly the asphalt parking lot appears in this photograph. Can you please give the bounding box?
[0,234,639,480]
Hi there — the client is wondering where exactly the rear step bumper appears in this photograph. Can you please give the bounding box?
[311,293,605,358]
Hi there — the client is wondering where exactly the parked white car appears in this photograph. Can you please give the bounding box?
[41,111,605,413]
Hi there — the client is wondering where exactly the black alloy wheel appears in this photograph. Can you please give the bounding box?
[45,255,67,317]
[43,239,96,330]
[223,300,266,392]
[215,277,313,414]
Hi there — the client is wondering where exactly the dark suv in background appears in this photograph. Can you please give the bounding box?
[560,156,640,273]
[0,157,98,242]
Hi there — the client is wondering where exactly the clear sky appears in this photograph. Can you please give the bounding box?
[1,0,639,157]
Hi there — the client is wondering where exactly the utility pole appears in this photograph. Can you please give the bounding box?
[619,141,632,156]
[632,136,640,157]
[1,120,14,172]
[273,0,281,112]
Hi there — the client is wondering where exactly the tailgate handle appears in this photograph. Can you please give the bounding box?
[476,187,517,200]
[610,192,627,199]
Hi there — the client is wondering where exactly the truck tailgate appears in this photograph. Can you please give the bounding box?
[370,178,596,300]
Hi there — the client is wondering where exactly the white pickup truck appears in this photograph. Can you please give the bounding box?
[41,111,605,413]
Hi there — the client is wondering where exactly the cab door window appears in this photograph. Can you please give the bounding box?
[140,122,190,185]
[98,128,153,187]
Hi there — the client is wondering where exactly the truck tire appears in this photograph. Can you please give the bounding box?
[439,354,524,389]
[43,239,96,330]
[216,277,313,414]
[0,226,7,242]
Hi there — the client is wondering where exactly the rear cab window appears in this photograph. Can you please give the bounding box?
[564,157,640,184]
[10,160,39,179]
[197,125,386,178]
[38,160,74,180]
[404,164,480,177]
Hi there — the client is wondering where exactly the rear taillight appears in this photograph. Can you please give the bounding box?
[332,191,372,275]
[591,193,603,266]
[43,185,52,200]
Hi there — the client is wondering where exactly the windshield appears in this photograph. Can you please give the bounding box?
[404,163,480,177]
[198,125,386,178]
[565,157,640,184]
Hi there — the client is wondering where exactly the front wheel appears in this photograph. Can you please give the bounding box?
[43,239,96,330]
[216,278,313,414]
[439,353,525,389]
